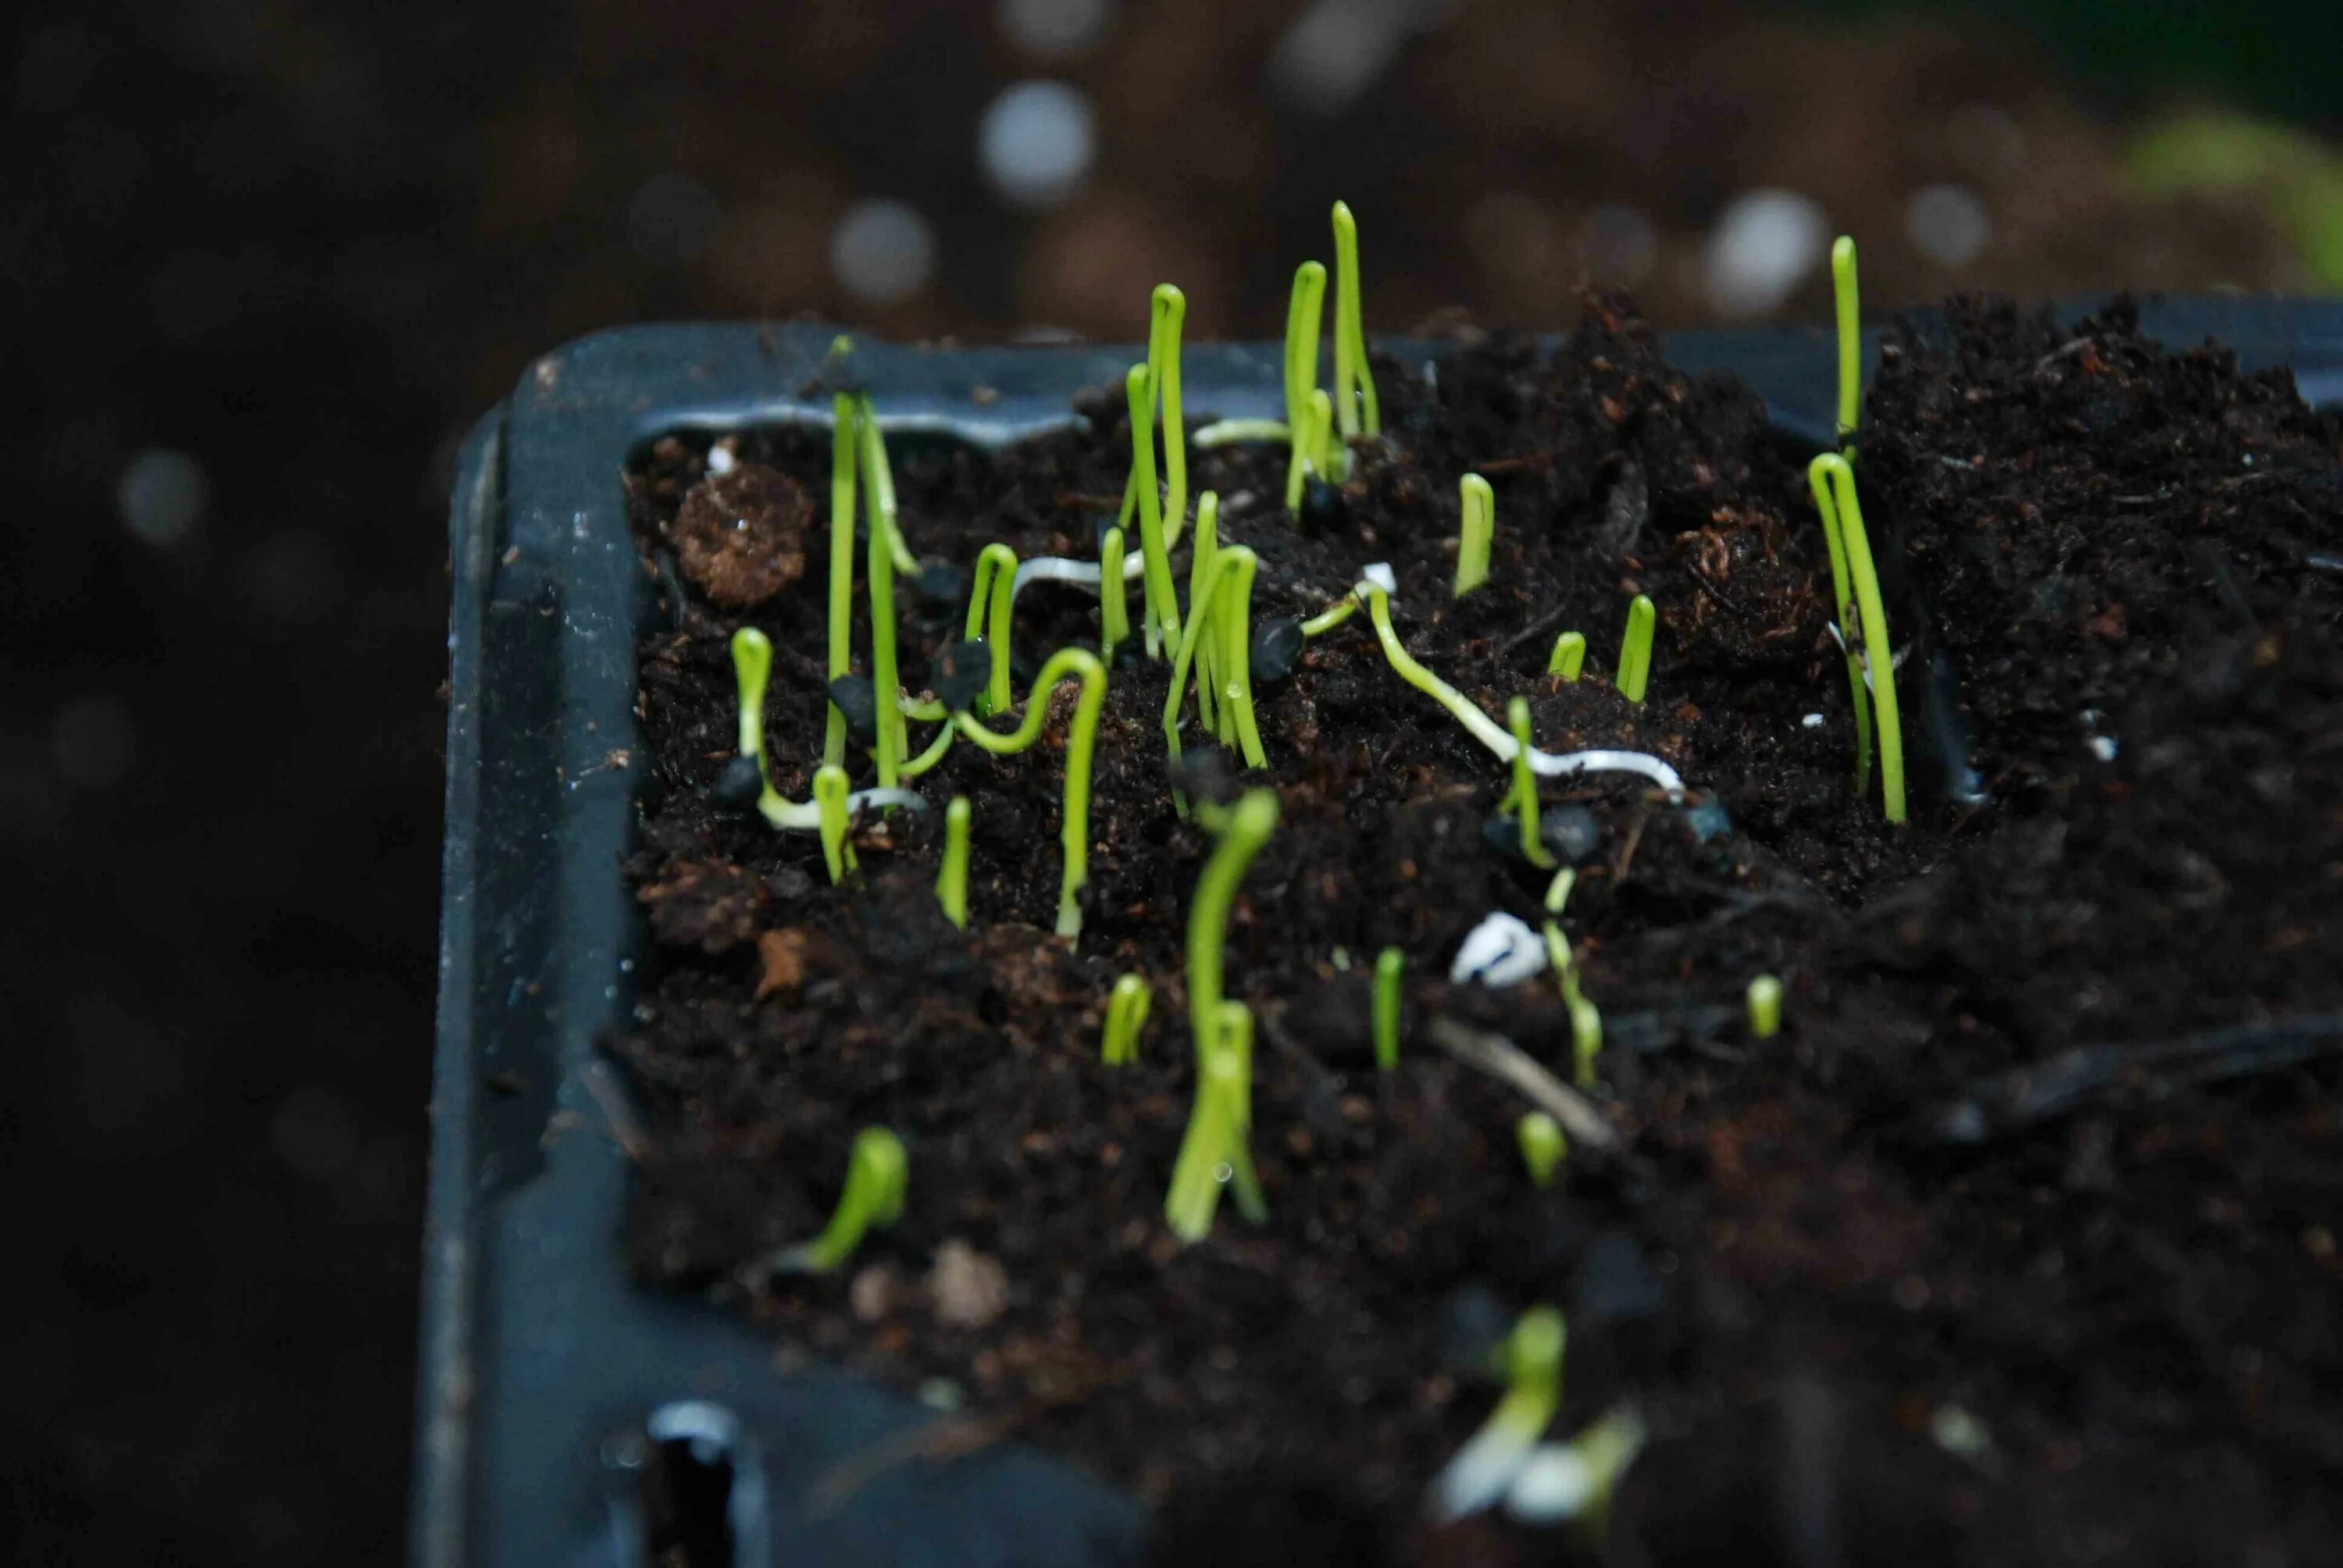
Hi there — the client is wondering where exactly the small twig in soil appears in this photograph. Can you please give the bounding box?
[1923,1014,2343,1144]
[1425,1015,1619,1153]
[580,1060,648,1162]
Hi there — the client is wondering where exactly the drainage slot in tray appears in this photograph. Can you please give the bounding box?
[605,1402,771,1568]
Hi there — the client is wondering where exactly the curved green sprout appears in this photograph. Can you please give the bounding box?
[799,1127,908,1273]
[1548,631,1586,682]
[1102,973,1150,1067]
[1373,946,1403,1071]
[1283,260,1327,515]
[1153,284,1188,546]
[1165,999,1267,1242]
[1456,474,1494,598]
[733,626,774,772]
[1747,973,1782,1040]
[1505,697,1557,869]
[1126,363,1181,657]
[858,396,921,578]
[813,764,855,884]
[966,542,1018,715]
[937,796,971,929]
[1163,545,1268,802]
[1569,995,1602,1090]
[1186,788,1280,1064]
[1833,235,1860,441]
[1517,1112,1567,1188]
[1301,594,1359,637]
[953,647,1107,939]
[1428,1306,1567,1520]
[1541,867,1578,985]
[1099,526,1129,661]
[1615,594,1656,704]
[1811,454,1906,822]
[826,387,858,766]
[1806,454,1877,800]
[1192,417,1289,448]
[1331,201,1380,439]
[856,400,906,785]
[1286,387,1336,511]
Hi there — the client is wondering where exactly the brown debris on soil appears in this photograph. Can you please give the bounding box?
[670,462,813,607]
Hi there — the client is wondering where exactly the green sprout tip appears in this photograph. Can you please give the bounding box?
[1810,454,1905,822]
[1614,594,1655,704]
[1747,973,1782,1040]
[1570,994,1602,1090]
[1547,630,1586,682]
[1152,283,1188,545]
[1331,201,1380,439]
[1164,543,1268,806]
[1102,973,1151,1067]
[1455,473,1494,598]
[1517,1112,1567,1188]
[1282,260,1327,515]
[731,625,772,770]
[1099,526,1129,661]
[966,541,1018,715]
[1505,696,1557,868]
[800,1127,908,1272]
[813,763,856,884]
[1373,946,1403,1071]
[1832,235,1860,442]
[937,796,971,929]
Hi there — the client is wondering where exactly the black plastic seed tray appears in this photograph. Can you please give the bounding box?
[419,300,2343,1567]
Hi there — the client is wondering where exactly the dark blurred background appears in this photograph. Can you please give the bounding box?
[2,1,2334,1561]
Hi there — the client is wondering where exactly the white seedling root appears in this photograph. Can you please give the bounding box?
[758,787,927,831]
[1824,619,1910,690]
[1451,912,1546,989]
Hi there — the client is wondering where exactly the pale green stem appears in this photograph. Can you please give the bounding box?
[1833,236,1860,441]
[1100,526,1129,660]
[937,796,971,929]
[1331,200,1379,437]
[1821,455,1906,823]
[952,647,1107,939]
[1127,363,1179,658]
[857,401,904,785]
[1185,491,1221,734]
[1570,996,1602,1090]
[1373,946,1403,1071]
[1806,456,1874,796]
[1214,548,1269,769]
[1616,594,1656,704]
[801,1128,907,1272]
[1507,696,1556,868]
[813,764,855,884]
[1186,789,1280,1064]
[1152,283,1188,548]
[1193,418,1289,448]
[1283,262,1326,514]
[1456,473,1493,597]
[965,541,1018,715]
[1301,596,1359,636]
[1103,973,1150,1067]
[826,393,857,767]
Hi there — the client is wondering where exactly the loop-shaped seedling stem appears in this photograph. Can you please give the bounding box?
[965,542,1019,715]
[1164,1000,1268,1242]
[1331,201,1380,439]
[952,647,1107,939]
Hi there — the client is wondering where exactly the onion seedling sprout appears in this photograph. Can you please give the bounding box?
[732,626,776,803]
[1192,417,1289,448]
[1102,973,1151,1067]
[1186,788,1280,1063]
[1517,1112,1566,1188]
[1282,260,1326,515]
[1153,283,1188,545]
[856,399,907,784]
[1504,697,1558,869]
[1164,1000,1268,1242]
[1540,867,1578,982]
[1428,1306,1567,1520]
[1331,200,1381,439]
[1833,235,1860,442]
[1373,946,1403,1071]
[1099,526,1129,661]
[966,542,1018,714]
[1126,363,1182,657]
[797,1128,908,1273]
[937,796,971,929]
[1301,594,1359,637]
[813,764,855,883]
[1356,582,1689,798]
[1456,473,1494,598]
[1163,545,1268,801]
[826,387,857,765]
[1747,973,1782,1039]
[1810,454,1906,822]
[1614,594,1656,704]
[1184,491,1221,734]
[1570,995,1602,1090]
[1547,631,1586,682]
[1805,454,1876,799]
[1285,387,1336,511]
[953,647,1107,939]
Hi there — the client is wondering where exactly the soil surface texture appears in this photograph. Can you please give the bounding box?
[615,295,2342,1566]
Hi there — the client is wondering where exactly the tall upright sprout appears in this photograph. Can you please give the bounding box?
[826,385,858,767]
[1282,261,1326,515]
[1832,236,1861,443]
[953,647,1109,938]
[1127,363,1181,657]
[855,397,906,785]
[1811,454,1906,822]
[966,542,1018,713]
[1152,283,1188,546]
[1331,201,1380,440]
[1806,457,1874,796]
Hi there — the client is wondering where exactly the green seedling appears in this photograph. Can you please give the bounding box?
[826,387,858,766]
[1283,260,1326,515]
[1833,235,1860,442]
[1517,1112,1567,1187]
[1805,454,1877,800]
[1099,526,1129,661]
[1614,594,1655,704]
[858,395,922,578]
[1505,697,1557,869]
[1102,973,1151,1067]
[1810,453,1906,822]
[1547,631,1586,682]
[1747,973,1782,1040]
[937,796,971,929]
[798,1127,908,1272]
[1541,867,1578,982]
[1185,788,1280,1062]
[1184,491,1221,733]
[1428,1306,1567,1520]
[1191,417,1290,448]
[813,764,856,883]
[953,647,1107,939]
[732,625,775,777]
[1284,387,1336,511]
[1126,362,1182,657]
[1331,200,1381,439]
[1301,593,1360,637]
[856,398,907,784]
[1570,994,1602,1090]
[1153,283,1189,546]
[1373,946,1403,1071]
[966,542,1018,715]
[1456,473,1494,598]
[1163,545,1268,803]
[1164,999,1268,1242]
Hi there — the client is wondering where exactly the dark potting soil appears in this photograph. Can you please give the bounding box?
[612,296,2343,1566]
